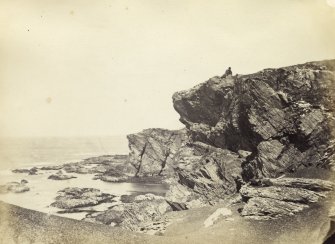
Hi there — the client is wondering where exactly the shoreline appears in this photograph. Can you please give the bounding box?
[0,200,159,244]
[1,199,333,244]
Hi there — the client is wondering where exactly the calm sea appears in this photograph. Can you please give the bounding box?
[0,136,129,170]
[0,136,169,220]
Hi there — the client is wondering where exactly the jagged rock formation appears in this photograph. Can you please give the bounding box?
[87,193,172,234]
[125,60,335,216]
[240,177,334,219]
[173,142,244,203]
[127,128,187,176]
[173,60,335,180]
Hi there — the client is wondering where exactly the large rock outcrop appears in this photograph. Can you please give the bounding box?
[124,59,335,221]
[173,60,335,180]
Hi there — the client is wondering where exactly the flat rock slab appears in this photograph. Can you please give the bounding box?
[255,177,334,191]
[240,185,325,204]
[51,187,114,209]
[240,177,334,220]
[241,197,308,220]
[48,171,77,180]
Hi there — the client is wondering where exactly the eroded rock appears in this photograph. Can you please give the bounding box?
[91,194,172,234]
[48,170,77,180]
[51,187,114,209]
[240,185,325,204]
[174,142,244,202]
[127,128,187,177]
[172,60,335,179]
[240,177,334,220]
[241,197,308,220]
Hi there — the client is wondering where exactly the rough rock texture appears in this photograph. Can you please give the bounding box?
[12,167,38,175]
[252,177,335,191]
[48,170,77,180]
[127,128,187,176]
[63,155,134,176]
[90,194,172,234]
[240,185,325,204]
[51,187,114,209]
[240,177,334,219]
[241,197,308,220]
[174,142,244,203]
[173,60,335,180]
[40,165,64,171]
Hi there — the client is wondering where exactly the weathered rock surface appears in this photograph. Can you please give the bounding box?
[172,60,335,180]
[48,170,77,180]
[240,177,334,219]
[240,185,325,204]
[127,128,187,177]
[63,155,134,176]
[51,187,114,209]
[12,167,38,175]
[241,197,308,220]
[252,177,334,191]
[174,142,244,203]
[89,193,172,234]
[0,180,30,194]
[40,165,64,171]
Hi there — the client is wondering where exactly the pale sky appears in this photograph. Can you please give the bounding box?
[1,0,335,137]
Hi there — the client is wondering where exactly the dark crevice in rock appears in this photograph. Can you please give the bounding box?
[135,143,147,177]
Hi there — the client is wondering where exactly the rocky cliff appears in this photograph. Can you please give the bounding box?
[125,59,335,222]
[173,60,335,180]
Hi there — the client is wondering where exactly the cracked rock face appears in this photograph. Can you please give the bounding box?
[174,142,244,202]
[240,177,334,220]
[127,128,188,177]
[173,60,335,179]
[90,194,172,234]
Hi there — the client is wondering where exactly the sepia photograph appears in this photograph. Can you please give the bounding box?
[0,0,335,243]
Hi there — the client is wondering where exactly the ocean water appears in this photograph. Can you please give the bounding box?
[0,136,168,220]
[0,136,129,170]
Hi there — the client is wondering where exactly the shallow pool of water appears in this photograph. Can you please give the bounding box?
[0,169,168,220]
